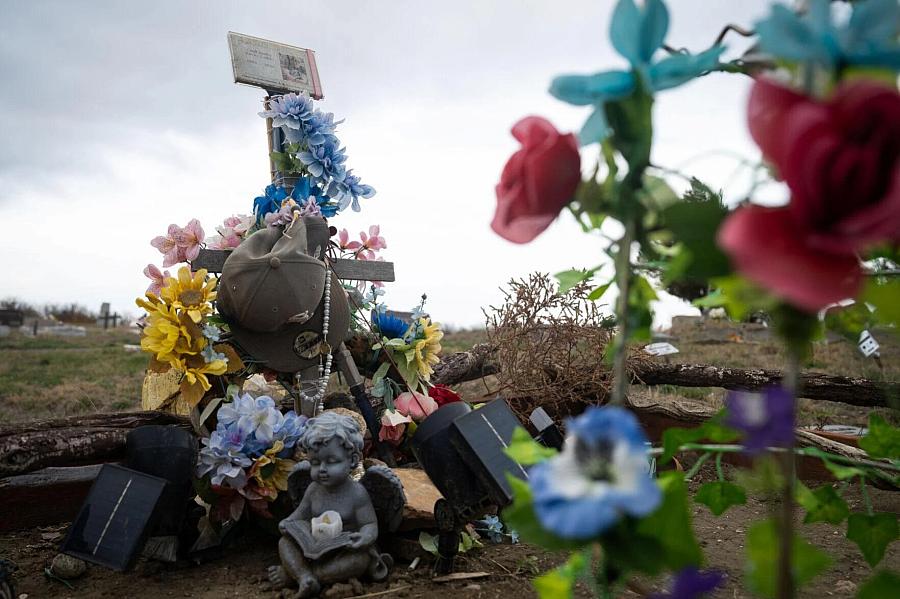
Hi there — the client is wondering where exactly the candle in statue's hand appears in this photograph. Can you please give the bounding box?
[311,511,343,541]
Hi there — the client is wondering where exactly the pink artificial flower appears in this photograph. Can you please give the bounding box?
[338,228,362,251]
[492,116,582,244]
[394,391,438,422]
[379,409,412,444]
[151,224,186,267]
[143,263,171,296]
[360,225,387,251]
[175,218,205,261]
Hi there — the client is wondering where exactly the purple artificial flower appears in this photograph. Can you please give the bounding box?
[725,387,795,454]
[650,568,726,599]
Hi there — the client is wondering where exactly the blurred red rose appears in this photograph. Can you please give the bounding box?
[428,385,461,407]
[491,116,581,244]
[719,79,900,312]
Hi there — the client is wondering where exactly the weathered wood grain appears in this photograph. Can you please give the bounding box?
[192,249,395,281]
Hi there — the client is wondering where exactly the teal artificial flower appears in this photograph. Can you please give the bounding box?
[755,0,900,72]
[550,0,724,145]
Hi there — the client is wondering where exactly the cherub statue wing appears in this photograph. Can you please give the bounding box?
[287,460,313,507]
[360,464,406,533]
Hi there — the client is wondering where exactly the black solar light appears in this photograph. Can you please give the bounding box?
[61,464,167,571]
[410,399,530,573]
[530,407,565,450]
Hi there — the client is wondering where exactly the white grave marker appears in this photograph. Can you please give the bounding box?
[644,342,680,357]
[858,330,880,357]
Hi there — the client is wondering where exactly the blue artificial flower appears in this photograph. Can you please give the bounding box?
[549,0,725,144]
[327,170,376,213]
[725,387,794,454]
[253,184,288,224]
[289,176,340,217]
[529,406,661,540]
[477,515,505,543]
[274,411,308,453]
[371,309,409,339]
[755,0,900,72]
[299,110,342,146]
[235,394,284,446]
[202,323,221,343]
[201,344,227,364]
[297,138,348,184]
[649,568,726,599]
[258,93,315,131]
[196,426,253,488]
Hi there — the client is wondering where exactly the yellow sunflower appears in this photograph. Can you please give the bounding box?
[252,441,296,494]
[412,318,443,380]
[159,267,217,323]
[174,353,228,407]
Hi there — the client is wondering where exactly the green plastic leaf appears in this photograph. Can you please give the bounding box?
[695,481,747,516]
[797,484,849,525]
[858,570,900,599]
[823,301,873,342]
[860,414,900,460]
[821,459,865,481]
[746,519,830,599]
[662,199,731,281]
[587,281,613,301]
[700,275,776,322]
[556,268,595,294]
[627,274,658,343]
[641,174,680,211]
[372,361,390,383]
[847,513,899,567]
[636,471,702,570]
[660,426,705,464]
[862,277,900,327]
[502,475,588,551]
[505,427,557,465]
[605,88,654,180]
[533,552,587,599]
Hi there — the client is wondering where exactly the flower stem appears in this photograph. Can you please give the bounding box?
[860,476,874,516]
[777,349,801,599]
[716,452,725,481]
[684,452,713,480]
[610,217,636,406]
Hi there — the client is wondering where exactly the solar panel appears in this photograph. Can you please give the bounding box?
[61,464,167,571]
[448,399,529,507]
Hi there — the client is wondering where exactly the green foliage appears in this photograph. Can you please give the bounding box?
[694,275,776,322]
[745,519,830,599]
[860,414,900,460]
[533,551,587,599]
[846,513,899,567]
[505,427,558,465]
[770,304,822,359]
[556,268,597,294]
[418,530,482,556]
[795,483,849,525]
[858,570,900,599]
[659,412,739,464]
[695,481,747,516]
[503,475,588,551]
[627,274,658,342]
[661,189,731,282]
[605,88,654,188]
[823,301,874,342]
[634,471,703,571]
[862,277,900,328]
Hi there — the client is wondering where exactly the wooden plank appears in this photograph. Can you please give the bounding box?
[0,465,103,532]
[192,249,395,282]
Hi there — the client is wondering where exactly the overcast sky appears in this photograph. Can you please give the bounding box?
[0,0,779,328]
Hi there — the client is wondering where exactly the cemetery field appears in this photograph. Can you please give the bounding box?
[0,319,898,598]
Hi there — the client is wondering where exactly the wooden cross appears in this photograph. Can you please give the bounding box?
[192,249,394,283]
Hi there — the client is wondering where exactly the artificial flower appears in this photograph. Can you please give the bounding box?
[297,110,342,146]
[201,343,227,364]
[724,387,795,454]
[371,310,409,339]
[174,218,205,262]
[151,224,186,267]
[197,426,253,488]
[297,138,347,184]
[258,92,315,133]
[178,353,228,400]
[253,184,288,224]
[159,267,217,324]
[649,568,726,599]
[338,228,362,251]
[410,318,443,380]
[394,391,438,422]
[264,200,298,228]
[719,79,900,311]
[359,225,386,251]
[529,406,661,540]
[208,214,253,249]
[379,409,412,444]
[138,303,184,362]
[328,170,376,213]
[251,440,296,494]
[274,411,308,453]
[143,264,171,296]
[427,385,461,408]
[755,0,900,72]
[492,116,581,244]
[549,0,724,143]
[235,394,284,444]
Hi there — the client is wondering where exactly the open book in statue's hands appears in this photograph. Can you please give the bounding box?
[281,520,354,560]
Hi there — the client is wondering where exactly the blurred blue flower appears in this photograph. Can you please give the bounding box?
[550,0,724,144]
[253,184,288,224]
[649,568,726,599]
[529,406,661,540]
[372,310,409,339]
[327,170,376,213]
[725,387,794,454]
[258,93,315,131]
[756,0,900,71]
[201,344,227,364]
[197,426,253,488]
[201,323,221,343]
[298,139,348,184]
[477,515,505,543]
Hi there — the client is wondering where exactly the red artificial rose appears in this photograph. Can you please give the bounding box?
[719,79,900,312]
[427,384,461,407]
[492,116,582,243]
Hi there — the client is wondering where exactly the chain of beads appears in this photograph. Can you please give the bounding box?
[295,267,333,416]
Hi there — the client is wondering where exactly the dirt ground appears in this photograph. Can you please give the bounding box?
[3,462,898,599]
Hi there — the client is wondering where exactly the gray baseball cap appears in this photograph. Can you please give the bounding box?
[217,216,350,373]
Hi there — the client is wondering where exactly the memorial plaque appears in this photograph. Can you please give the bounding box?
[227,32,323,98]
